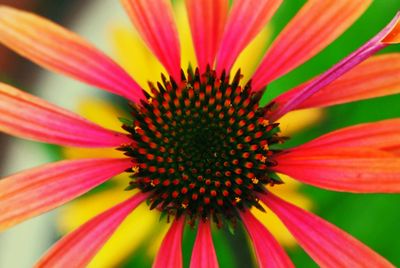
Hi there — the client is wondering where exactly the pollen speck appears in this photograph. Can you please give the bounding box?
[132,165,140,175]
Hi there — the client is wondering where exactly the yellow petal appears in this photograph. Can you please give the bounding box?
[146,220,170,257]
[232,27,271,83]
[173,0,197,68]
[62,98,126,159]
[278,108,324,136]
[62,147,124,159]
[109,23,166,90]
[75,98,125,131]
[58,186,161,267]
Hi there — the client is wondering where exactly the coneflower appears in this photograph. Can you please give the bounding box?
[0,1,399,267]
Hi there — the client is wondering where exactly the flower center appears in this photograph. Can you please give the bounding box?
[121,67,284,226]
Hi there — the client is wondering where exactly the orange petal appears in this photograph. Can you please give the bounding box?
[0,83,129,147]
[262,193,394,268]
[216,0,282,74]
[252,0,372,89]
[36,192,148,268]
[153,217,185,268]
[121,0,181,81]
[275,53,400,109]
[0,158,132,231]
[274,147,400,193]
[297,118,400,153]
[185,0,229,72]
[383,17,400,43]
[190,221,219,268]
[241,211,294,268]
[0,6,144,102]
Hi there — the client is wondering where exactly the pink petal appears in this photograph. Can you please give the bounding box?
[297,118,400,153]
[185,0,229,72]
[216,0,282,74]
[240,211,294,268]
[274,53,400,109]
[261,193,395,268]
[121,0,181,81]
[0,158,132,231]
[190,221,219,268]
[36,192,148,268]
[0,6,144,103]
[0,83,130,147]
[252,0,372,90]
[273,147,400,193]
[153,217,185,268]
[268,12,400,121]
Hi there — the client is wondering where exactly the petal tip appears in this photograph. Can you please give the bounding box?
[382,12,400,44]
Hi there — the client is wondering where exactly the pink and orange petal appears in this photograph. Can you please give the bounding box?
[190,221,219,268]
[153,217,185,268]
[36,193,148,268]
[269,12,400,121]
[0,83,130,147]
[0,6,145,103]
[216,0,282,74]
[0,158,132,231]
[252,0,373,89]
[121,0,181,81]
[241,211,294,268]
[274,54,400,110]
[262,194,395,267]
[274,147,400,193]
[185,0,229,72]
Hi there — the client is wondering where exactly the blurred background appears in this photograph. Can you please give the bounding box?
[0,0,399,267]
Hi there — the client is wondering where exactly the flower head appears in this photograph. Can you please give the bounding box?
[121,67,284,226]
[0,0,399,267]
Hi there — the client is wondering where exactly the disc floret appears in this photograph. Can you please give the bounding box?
[120,67,284,226]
